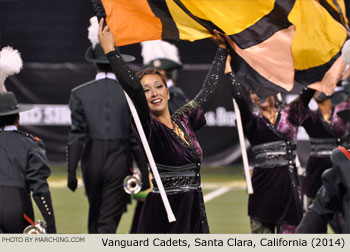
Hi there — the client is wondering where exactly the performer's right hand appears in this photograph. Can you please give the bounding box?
[225,55,232,74]
[212,29,226,49]
[67,173,78,192]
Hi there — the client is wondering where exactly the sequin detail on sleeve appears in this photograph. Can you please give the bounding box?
[277,88,315,140]
[287,88,315,126]
[106,50,150,125]
[225,72,253,127]
[172,100,205,160]
[332,100,350,137]
[194,47,228,112]
[172,100,200,120]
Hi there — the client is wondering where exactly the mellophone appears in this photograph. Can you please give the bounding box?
[23,214,46,234]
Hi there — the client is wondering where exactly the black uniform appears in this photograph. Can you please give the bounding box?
[168,85,189,115]
[0,127,56,233]
[67,74,147,233]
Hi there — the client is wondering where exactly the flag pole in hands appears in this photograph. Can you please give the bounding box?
[94,11,176,222]
[225,54,253,194]
[232,99,254,194]
[124,92,176,222]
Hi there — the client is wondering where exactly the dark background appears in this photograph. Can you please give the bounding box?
[0,0,349,164]
[1,0,349,64]
[0,0,237,163]
[0,0,221,64]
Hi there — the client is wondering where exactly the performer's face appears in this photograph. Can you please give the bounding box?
[313,91,331,104]
[141,74,170,116]
[250,93,274,109]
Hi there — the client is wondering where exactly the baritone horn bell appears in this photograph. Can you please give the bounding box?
[123,169,142,194]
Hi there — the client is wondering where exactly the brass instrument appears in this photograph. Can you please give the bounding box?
[23,220,46,234]
[123,168,142,194]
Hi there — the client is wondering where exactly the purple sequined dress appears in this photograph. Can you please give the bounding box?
[107,48,228,233]
[225,72,315,230]
[302,100,350,199]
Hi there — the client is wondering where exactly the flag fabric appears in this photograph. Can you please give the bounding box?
[92,0,348,98]
[318,0,349,28]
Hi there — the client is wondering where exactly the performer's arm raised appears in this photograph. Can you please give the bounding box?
[193,31,228,112]
[224,56,253,127]
[98,19,150,125]
[287,87,316,126]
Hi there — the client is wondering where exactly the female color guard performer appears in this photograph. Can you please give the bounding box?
[225,56,315,233]
[302,90,349,203]
[98,18,228,233]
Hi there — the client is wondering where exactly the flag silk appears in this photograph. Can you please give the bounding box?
[318,0,349,28]
[93,0,349,98]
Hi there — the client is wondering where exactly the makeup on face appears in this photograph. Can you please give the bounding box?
[141,74,170,115]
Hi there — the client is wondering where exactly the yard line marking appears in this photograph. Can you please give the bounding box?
[48,179,247,190]
[49,179,83,188]
[204,186,232,203]
[202,181,246,189]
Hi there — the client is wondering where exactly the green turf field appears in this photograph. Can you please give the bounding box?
[32,165,251,234]
[32,164,339,234]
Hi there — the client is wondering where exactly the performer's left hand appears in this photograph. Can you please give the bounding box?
[98,18,115,54]
[67,173,78,192]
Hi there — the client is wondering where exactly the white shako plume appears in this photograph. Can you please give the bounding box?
[0,46,23,93]
[87,16,99,49]
[141,40,181,66]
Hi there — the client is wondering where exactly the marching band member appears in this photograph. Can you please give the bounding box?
[0,46,56,233]
[67,17,149,233]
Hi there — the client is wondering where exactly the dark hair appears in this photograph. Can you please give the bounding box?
[163,70,171,80]
[136,67,167,86]
[95,63,113,73]
[0,113,19,127]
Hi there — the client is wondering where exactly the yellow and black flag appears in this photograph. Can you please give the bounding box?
[92,0,348,97]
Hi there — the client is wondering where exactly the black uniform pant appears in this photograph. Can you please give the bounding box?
[130,201,144,233]
[0,186,34,233]
[81,140,130,233]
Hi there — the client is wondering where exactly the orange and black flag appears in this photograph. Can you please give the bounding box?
[92,0,349,98]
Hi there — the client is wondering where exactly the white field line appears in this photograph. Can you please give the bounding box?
[49,179,243,203]
[48,179,84,188]
[203,187,232,203]
[48,179,247,190]
[202,181,246,190]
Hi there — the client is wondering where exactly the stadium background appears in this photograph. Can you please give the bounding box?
[0,0,348,233]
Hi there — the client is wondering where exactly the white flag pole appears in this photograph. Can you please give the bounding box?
[124,91,176,222]
[233,99,254,194]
